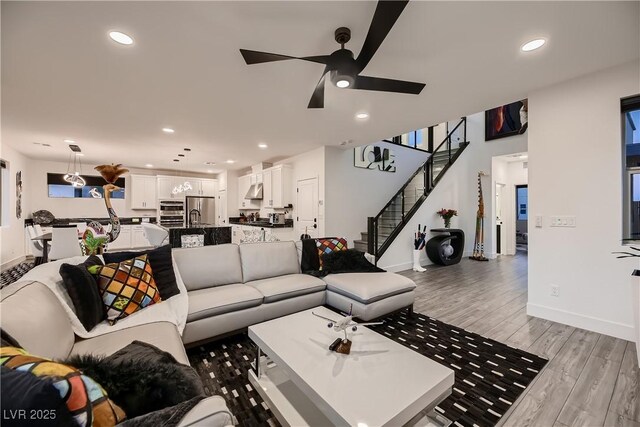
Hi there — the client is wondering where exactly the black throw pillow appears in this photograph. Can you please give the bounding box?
[0,367,76,427]
[321,249,386,275]
[63,341,204,418]
[102,245,180,299]
[59,255,105,331]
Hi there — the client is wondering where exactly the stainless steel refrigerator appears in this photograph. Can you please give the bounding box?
[185,196,216,226]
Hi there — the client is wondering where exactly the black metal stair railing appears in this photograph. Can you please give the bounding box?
[367,117,469,261]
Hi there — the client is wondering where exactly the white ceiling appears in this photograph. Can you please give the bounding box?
[2,1,638,173]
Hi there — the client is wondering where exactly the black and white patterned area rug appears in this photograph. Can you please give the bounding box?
[187,309,547,427]
[0,261,35,289]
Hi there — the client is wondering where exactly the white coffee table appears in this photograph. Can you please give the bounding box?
[248,307,454,427]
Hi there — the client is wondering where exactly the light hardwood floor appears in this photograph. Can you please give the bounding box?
[398,253,639,427]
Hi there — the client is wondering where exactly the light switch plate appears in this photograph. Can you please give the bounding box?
[535,215,542,228]
[550,216,576,227]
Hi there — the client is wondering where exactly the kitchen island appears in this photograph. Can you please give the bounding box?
[228,219,295,244]
[168,225,231,249]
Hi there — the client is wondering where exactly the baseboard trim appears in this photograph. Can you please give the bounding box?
[527,302,635,342]
[1,255,28,272]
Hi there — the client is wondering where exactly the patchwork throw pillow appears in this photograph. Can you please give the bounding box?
[316,238,348,269]
[59,255,105,332]
[0,346,126,426]
[103,245,180,300]
[95,254,162,325]
[1,366,77,427]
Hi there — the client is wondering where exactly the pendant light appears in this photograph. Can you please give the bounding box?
[63,149,86,188]
[172,148,193,194]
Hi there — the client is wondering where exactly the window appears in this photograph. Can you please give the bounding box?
[623,95,640,241]
[0,159,8,226]
[47,173,125,199]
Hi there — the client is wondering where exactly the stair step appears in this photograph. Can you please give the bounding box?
[353,241,368,252]
[361,231,368,240]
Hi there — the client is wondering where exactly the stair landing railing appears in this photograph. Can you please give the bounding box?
[367,117,468,261]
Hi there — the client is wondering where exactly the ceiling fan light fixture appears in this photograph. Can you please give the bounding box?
[336,79,350,88]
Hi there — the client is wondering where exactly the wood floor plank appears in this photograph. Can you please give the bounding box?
[504,367,577,427]
[592,335,628,363]
[608,343,640,423]
[557,352,625,426]
[505,317,554,350]
[526,322,575,360]
[605,411,640,427]
[546,328,600,378]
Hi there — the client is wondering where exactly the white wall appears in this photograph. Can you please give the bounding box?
[379,112,528,271]
[527,61,640,341]
[324,142,430,245]
[275,146,326,237]
[0,144,31,267]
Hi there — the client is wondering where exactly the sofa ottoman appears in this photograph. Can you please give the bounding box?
[323,272,416,321]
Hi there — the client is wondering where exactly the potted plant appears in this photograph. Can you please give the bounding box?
[436,209,458,229]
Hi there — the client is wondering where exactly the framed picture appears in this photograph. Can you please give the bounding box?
[485,99,528,141]
[354,145,396,172]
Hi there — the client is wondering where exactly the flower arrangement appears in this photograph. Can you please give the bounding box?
[437,208,458,228]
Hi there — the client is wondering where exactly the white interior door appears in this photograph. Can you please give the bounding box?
[296,178,318,238]
[217,190,227,225]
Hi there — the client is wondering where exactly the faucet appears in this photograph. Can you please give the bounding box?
[189,209,201,226]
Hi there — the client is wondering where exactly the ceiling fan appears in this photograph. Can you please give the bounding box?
[239,0,425,109]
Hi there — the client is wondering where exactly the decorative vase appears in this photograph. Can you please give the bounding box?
[444,218,451,228]
[412,249,426,272]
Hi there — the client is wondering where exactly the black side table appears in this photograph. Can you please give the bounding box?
[425,228,465,266]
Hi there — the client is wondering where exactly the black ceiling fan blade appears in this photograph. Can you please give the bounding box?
[240,49,329,65]
[308,70,329,109]
[355,0,409,72]
[352,75,425,94]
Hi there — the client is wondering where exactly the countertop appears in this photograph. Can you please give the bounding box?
[25,217,157,227]
[229,220,293,229]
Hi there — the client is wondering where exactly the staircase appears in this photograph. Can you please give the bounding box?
[354,117,470,261]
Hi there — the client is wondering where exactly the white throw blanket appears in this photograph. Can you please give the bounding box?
[19,255,189,339]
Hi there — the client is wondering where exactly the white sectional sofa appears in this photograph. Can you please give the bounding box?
[1,241,417,426]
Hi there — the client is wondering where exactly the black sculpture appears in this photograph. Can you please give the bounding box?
[425,229,465,266]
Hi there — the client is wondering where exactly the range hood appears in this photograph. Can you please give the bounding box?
[245,182,263,200]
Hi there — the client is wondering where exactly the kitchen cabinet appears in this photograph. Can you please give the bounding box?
[185,178,202,197]
[262,165,292,208]
[238,175,260,209]
[106,226,132,251]
[130,175,157,209]
[157,176,181,200]
[231,225,243,244]
[131,225,150,248]
[201,179,217,197]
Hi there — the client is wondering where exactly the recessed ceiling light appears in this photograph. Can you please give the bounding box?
[356,112,369,120]
[162,128,175,134]
[178,154,185,157]
[206,169,215,174]
[204,161,216,165]
[336,79,350,88]
[64,139,75,143]
[173,159,179,162]
[258,143,268,149]
[521,38,546,52]
[226,160,235,164]
[145,164,154,168]
[75,153,85,157]
[109,31,134,46]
